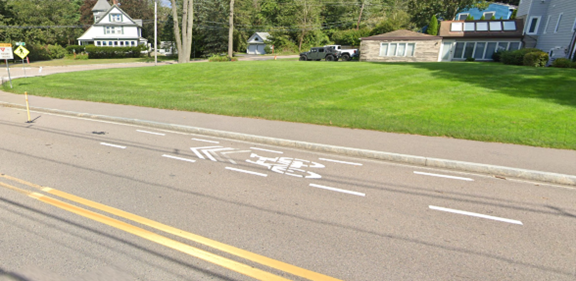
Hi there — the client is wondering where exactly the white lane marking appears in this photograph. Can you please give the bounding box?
[221,150,251,155]
[136,129,166,136]
[192,138,220,144]
[206,147,235,162]
[429,205,523,225]
[225,167,268,177]
[318,158,363,166]
[162,154,196,163]
[309,183,365,197]
[250,147,283,154]
[190,146,221,159]
[100,142,126,149]
[414,171,474,181]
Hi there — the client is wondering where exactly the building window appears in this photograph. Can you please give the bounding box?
[464,22,475,31]
[388,43,397,56]
[476,22,488,31]
[110,14,122,22]
[508,42,521,50]
[454,42,465,58]
[484,12,495,19]
[102,41,107,46]
[379,43,388,56]
[109,41,113,46]
[503,21,516,31]
[489,21,502,31]
[131,41,136,46]
[95,41,100,46]
[543,15,552,34]
[457,13,469,20]
[451,22,463,32]
[114,41,118,46]
[554,13,563,33]
[379,43,416,57]
[452,41,520,60]
[496,42,508,52]
[406,43,415,56]
[526,16,541,35]
[474,42,486,59]
[464,42,475,58]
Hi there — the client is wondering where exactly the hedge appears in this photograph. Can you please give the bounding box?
[552,58,573,68]
[523,51,548,67]
[27,44,66,61]
[84,45,145,59]
[66,45,86,54]
[501,48,542,65]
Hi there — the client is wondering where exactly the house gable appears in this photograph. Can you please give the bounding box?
[94,6,140,27]
[248,32,270,44]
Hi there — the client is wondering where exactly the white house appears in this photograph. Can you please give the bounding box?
[246,32,270,55]
[77,0,148,47]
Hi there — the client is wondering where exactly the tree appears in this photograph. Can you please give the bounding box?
[427,15,438,35]
[466,15,474,20]
[510,9,517,20]
[409,0,488,27]
[170,0,194,63]
[480,15,485,20]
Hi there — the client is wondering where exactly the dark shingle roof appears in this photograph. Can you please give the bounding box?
[361,30,441,41]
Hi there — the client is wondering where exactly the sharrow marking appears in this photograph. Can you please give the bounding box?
[309,184,365,197]
[162,154,196,163]
[136,130,166,136]
[429,205,523,225]
[192,138,220,144]
[225,167,268,177]
[318,158,363,166]
[414,171,474,181]
[191,146,221,159]
[100,142,126,149]
[250,147,283,154]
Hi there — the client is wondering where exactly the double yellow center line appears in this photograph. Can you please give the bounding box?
[0,174,342,281]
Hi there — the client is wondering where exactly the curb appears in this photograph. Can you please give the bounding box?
[2,101,575,186]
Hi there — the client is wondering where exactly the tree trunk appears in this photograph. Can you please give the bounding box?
[185,0,194,61]
[170,0,193,63]
[181,0,190,63]
[228,0,235,59]
[170,0,183,63]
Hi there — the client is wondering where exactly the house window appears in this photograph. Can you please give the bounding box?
[109,41,113,46]
[464,22,475,31]
[114,41,118,46]
[125,41,130,46]
[485,42,497,59]
[379,43,388,56]
[102,41,107,46]
[406,43,415,57]
[464,42,475,58]
[526,16,541,35]
[110,14,122,22]
[451,22,463,32]
[379,42,416,57]
[489,21,502,31]
[497,42,508,51]
[484,12,495,19]
[544,15,552,34]
[457,13,469,20]
[388,43,397,56]
[555,13,563,33]
[503,21,516,31]
[95,41,100,46]
[474,42,486,59]
[397,43,406,56]
[508,42,521,50]
[476,22,488,31]
[131,41,136,46]
[454,42,465,58]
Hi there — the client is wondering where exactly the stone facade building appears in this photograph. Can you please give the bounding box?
[359,30,442,62]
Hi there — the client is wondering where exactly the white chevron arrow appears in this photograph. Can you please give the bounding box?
[190,146,250,164]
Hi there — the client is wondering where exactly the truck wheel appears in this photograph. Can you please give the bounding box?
[325,55,334,61]
[299,56,307,61]
[342,54,350,61]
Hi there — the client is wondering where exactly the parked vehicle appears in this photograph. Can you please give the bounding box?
[299,47,340,61]
[324,45,358,61]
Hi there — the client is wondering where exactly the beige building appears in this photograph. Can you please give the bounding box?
[359,30,442,62]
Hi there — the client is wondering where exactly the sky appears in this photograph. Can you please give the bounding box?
[160,0,171,7]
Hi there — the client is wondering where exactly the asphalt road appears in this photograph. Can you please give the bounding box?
[1,107,575,281]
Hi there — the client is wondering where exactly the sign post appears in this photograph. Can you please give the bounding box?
[14,45,30,78]
[0,43,14,88]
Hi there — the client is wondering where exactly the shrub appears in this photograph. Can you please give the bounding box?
[523,51,548,67]
[492,50,507,62]
[66,45,85,54]
[208,55,237,62]
[84,45,144,58]
[427,15,439,36]
[552,58,572,68]
[465,57,475,62]
[501,48,541,65]
[466,15,475,20]
[64,53,89,60]
[331,28,371,46]
[27,44,66,61]
[480,15,485,20]
[264,45,272,54]
[510,10,517,19]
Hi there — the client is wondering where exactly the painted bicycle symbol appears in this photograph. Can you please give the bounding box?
[246,153,324,179]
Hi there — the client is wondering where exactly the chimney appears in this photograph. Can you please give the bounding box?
[113,0,118,5]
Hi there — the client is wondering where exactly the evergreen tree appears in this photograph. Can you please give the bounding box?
[426,15,438,35]
[480,15,485,20]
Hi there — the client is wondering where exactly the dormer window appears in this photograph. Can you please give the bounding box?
[255,37,259,41]
[110,14,122,22]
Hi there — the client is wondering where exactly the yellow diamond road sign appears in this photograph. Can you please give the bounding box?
[14,45,29,59]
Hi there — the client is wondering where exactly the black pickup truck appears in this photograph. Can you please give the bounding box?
[299,47,340,61]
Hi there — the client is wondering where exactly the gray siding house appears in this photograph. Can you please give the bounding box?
[517,0,576,60]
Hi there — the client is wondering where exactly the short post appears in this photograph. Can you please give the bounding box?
[5,59,13,88]
[25,91,31,122]
[22,58,26,78]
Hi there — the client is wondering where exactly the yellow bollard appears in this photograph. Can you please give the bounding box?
[25,91,31,122]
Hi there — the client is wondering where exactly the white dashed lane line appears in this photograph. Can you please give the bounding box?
[309,183,366,197]
[414,171,474,181]
[192,138,220,144]
[429,205,523,225]
[250,147,283,154]
[318,158,363,166]
[162,154,196,163]
[225,167,268,177]
[100,142,126,149]
[136,129,166,136]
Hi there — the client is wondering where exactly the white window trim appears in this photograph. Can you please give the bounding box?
[379,42,416,57]
[457,13,469,20]
[483,11,495,19]
[526,16,541,35]
[543,15,552,34]
[554,13,563,33]
[476,22,489,31]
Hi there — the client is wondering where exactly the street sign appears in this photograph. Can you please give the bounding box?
[14,45,29,59]
[0,43,13,60]
[15,42,25,46]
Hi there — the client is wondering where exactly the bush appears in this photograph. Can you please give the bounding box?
[552,58,572,68]
[331,28,371,46]
[208,55,237,62]
[465,57,475,62]
[523,51,548,67]
[66,45,85,54]
[427,15,439,36]
[492,50,507,62]
[27,44,66,61]
[264,45,272,54]
[64,53,89,60]
[501,48,541,65]
[84,45,144,58]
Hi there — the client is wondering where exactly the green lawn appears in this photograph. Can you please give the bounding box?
[4,61,576,149]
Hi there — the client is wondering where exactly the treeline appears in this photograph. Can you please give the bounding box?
[0,0,518,58]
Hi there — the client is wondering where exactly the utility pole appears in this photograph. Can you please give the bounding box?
[356,0,365,30]
[228,0,235,59]
[154,0,158,66]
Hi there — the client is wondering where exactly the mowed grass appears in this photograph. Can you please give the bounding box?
[4,61,576,149]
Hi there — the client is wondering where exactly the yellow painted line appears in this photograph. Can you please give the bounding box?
[0,174,343,281]
[0,180,290,281]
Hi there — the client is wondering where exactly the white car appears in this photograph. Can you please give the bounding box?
[323,45,358,61]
